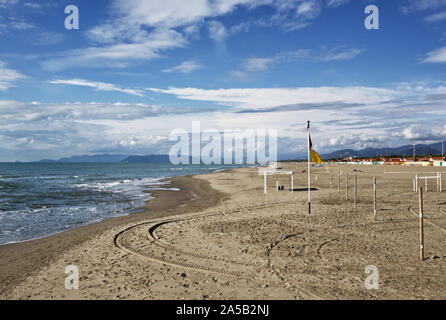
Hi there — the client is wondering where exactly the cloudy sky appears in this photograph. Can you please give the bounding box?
[1,0,446,161]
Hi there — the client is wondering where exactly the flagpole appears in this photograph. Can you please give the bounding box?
[307,121,311,215]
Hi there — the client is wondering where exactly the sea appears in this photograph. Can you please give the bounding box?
[0,162,251,245]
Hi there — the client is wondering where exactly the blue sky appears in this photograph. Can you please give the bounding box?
[1,0,446,161]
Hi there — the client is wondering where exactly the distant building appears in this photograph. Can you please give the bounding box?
[432,156,445,167]
[331,155,444,166]
[385,158,404,165]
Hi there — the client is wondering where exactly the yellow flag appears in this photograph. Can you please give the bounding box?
[310,149,323,164]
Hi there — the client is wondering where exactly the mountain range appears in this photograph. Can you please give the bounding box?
[320,142,444,160]
[34,142,445,163]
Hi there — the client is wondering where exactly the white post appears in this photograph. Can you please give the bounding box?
[338,170,341,193]
[373,177,377,222]
[307,121,311,215]
[276,177,279,192]
[419,187,424,261]
[415,174,418,191]
[413,178,415,192]
[291,175,294,193]
[440,172,443,192]
[437,173,440,192]
[264,171,267,195]
[330,172,333,189]
[425,178,428,192]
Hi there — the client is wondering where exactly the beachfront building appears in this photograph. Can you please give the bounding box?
[385,158,404,165]
[432,157,446,167]
[329,155,445,166]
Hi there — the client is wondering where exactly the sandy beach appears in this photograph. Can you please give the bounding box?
[1,163,446,300]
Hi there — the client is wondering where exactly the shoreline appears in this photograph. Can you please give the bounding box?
[2,164,446,299]
[0,173,227,297]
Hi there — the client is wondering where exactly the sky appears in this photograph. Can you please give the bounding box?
[1,0,446,161]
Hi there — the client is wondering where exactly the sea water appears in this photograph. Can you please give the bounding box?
[0,162,250,244]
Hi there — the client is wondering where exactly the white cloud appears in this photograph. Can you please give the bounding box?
[3,82,446,160]
[0,61,26,91]
[271,0,322,31]
[243,58,275,71]
[327,0,350,8]
[0,100,195,123]
[230,57,275,79]
[44,0,255,70]
[399,124,446,141]
[423,46,446,63]
[183,24,202,39]
[148,86,400,110]
[320,48,363,61]
[280,47,362,62]
[41,0,356,70]
[7,17,36,30]
[424,11,446,23]
[401,0,446,13]
[48,79,145,97]
[296,1,319,18]
[230,47,362,78]
[208,20,228,42]
[112,0,253,29]
[144,82,446,154]
[42,28,186,71]
[163,60,203,73]
[0,0,18,8]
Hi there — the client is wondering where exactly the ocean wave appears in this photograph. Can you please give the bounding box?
[0,163,249,244]
[143,187,180,192]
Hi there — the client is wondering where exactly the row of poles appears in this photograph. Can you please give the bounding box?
[326,170,376,220]
[325,168,427,261]
[413,173,442,193]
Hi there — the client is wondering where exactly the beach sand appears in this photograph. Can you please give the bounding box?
[1,163,446,299]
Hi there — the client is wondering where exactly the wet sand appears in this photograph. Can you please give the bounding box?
[2,163,446,299]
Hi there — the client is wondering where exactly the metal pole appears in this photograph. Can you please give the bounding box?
[354,173,358,208]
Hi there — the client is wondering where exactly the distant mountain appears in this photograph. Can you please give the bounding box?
[36,154,130,163]
[321,143,443,160]
[121,155,170,163]
[37,159,58,163]
[32,142,446,163]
